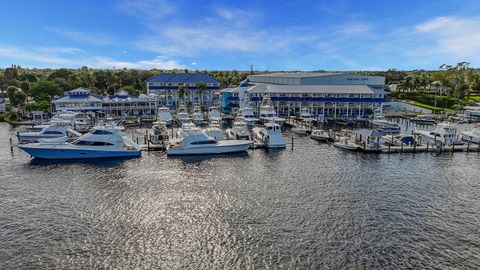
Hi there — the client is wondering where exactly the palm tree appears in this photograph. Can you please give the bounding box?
[177,85,187,106]
[196,82,208,108]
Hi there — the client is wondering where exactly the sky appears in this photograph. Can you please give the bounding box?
[1,0,480,71]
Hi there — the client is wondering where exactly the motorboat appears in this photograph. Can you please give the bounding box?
[333,137,359,151]
[149,121,170,147]
[370,109,400,133]
[17,123,141,159]
[17,124,78,143]
[158,106,173,126]
[176,122,197,139]
[363,130,384,153]
[310,129,332,142]
[167,127,252,155]
[192,104,205,125]
[299,107,314,122]
[292,125,308,135]
[259,95,285,126]
[176,103,191,125]
[411,114,436,125]
[236,103,259,127]
[226,119,251,140]
[204,120,225,140]
[461,124,480,143]
[208,106,222,122]
[414,122,461,145]
[252,122,286,148]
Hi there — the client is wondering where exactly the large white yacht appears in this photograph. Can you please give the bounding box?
[176,103,191,125]
[252,122,286,148]
[158,106,173,126]
[259,95,285,126]
[208,106,222,122]
[17,123,141,159]
[204,120,225,140]
[192,104,205,125]
[236,103,259,127]
[226,119,251,140]
[370,109,400,133]
[415,122,461,145]
[461,124,480,143]
[167,127,252,155]
[17,124,76,143]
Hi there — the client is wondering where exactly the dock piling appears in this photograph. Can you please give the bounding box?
[413,142,416,154]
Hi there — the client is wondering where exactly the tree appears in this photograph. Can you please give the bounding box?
[122,85,137,95]
[4,66,19,80]
[20,81,31,95]
[6,86,18,103]
[177,85,187,104]
[30,81,63,101]
[6,86,26,107]
[197,82,208,107]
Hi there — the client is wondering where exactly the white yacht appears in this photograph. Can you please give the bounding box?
[17,124,77,143]
[415,122,461,145]
[176,103,191,125]
[236,103,259,127]
[176,122,197,139]
[300,107,314,123]
[149,121,170,147]
[204,120,225,140]
[192,104,205,125]
[370,109,400,133]
[252,122,286,148]
[167,127,252,155]
[461,124,480,143]
[226,119,251,140]
[310,129,331,142]
[207,106,222,122]
[158,106,173,126]
[259,95,285,126]
[17,123,141,159]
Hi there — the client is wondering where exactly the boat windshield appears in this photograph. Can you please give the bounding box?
[191,140,217,145]
[92,129,113,135]
[73,140,115,146]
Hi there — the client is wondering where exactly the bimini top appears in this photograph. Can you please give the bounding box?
[145,73,219,84]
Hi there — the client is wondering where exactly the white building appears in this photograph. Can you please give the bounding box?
[53,88,103,112]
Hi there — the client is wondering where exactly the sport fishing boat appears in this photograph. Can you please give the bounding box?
[226,119,251,140]
[252,122,286,148]
[17,124,78,143]
[461,124,480,143]
[310,129,332,142]
[259,95,285,126]
[414,122,462,145]
[208,106,222,122]
[204,120,225,140]
[192,104,205,125]
[158,106,173,126]
[17,123,141,159]
[167,127,252,155]
[236,103,259,127]
[176,103,191,125]
[370,109,400,133]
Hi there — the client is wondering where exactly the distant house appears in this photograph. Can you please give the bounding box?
[145,73,220,107]
[53,87,103,112]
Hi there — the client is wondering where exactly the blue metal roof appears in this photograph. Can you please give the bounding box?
[145,73,219,84]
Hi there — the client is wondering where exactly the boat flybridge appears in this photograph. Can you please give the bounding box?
[415,122,462,145]
[370,109,400,133]
[461,124,480,143]
[176,103,191,125]
[208,106,222,122]
[252,122,286,148]
[236,103,259,127]
[259,95,285,126]
[17,123,141,159]
[167,127,252,156]
[226,119,251,140]
[158,106,173,126]
[192,104,205,125]
[204,120,225,140]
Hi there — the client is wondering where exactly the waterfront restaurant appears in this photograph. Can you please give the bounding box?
[221,72,387,118]
[53,87,103,112]
[145,73,221,107]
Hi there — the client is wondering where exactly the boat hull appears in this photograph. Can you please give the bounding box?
[18,146,141,159]
[310,134,330,142]
[167,141,252,156]
[333,143,359,151]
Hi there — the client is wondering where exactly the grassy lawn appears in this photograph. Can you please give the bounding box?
[465,95,480,103]
[407,100,455,113]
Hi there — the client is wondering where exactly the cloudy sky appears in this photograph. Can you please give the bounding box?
[1,0,480,70]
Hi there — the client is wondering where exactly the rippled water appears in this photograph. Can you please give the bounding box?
[1,122,479,269]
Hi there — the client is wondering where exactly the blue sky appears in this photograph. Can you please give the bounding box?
[1,0,480,70]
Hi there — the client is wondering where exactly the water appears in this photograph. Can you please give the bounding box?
[1,122,479,269]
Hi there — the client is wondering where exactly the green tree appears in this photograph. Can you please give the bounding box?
[30,81,63,100]
[177,85,188,103]
[20,81,31,95]
[196,82,208,107]
[122,85,137,95]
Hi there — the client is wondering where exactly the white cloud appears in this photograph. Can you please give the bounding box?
[0,45,74,65]
[47,27,115,45]
[36,47,86,54]
[93,56,185,69]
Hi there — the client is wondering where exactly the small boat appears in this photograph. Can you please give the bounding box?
[167,128,252,155]
[363,130,384,153]
[18,124,77,143]
[208,106,222,122]
[17,123,141,159]
[310,129,332,142]
[236,103,259,127]
[192,104,205,125]
[252,122,286,148]
[204,120,225,140]
[259,95,285,126]
[292,126,308,135]
[333,137,359,151]
[149,121,170,147]
[176,103,191,125]
[226,119,251,140]
[158,106,173,126]
[411,114,436,125]
[414,122,462,145]
[461,124,480,143]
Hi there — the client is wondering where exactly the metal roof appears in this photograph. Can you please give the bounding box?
[145,73,219,84]
[247,84,386,94]
[248,72,345,79]
[53,95,103,103]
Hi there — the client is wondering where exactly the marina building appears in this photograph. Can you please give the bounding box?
[53,88,103,112]
[145,73,221,107]
[221,72,387,118]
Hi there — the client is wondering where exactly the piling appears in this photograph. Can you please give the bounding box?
[439,142,443,153]
[413,142,417,153]
[467,140,471,151]
[478,142,480,153]
[291,137,294,150]
[452,143,455,153]
[388,144,391,154]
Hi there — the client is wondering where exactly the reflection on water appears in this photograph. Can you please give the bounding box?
[1,123,480,269]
